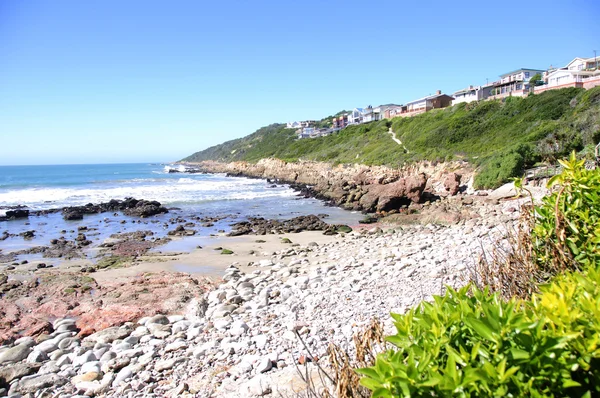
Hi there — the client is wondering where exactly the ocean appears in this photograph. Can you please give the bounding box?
[0,163,362,252]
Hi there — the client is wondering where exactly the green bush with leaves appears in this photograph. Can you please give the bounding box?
[358,158,600,396]
[357,264,600,397]
[530,152,600,269]
[474,147,528,189]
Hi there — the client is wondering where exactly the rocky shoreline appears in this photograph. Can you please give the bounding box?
[0,190,530,397]
[0,159,548,397]
[183,158,475,213]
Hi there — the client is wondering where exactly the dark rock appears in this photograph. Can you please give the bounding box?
[167,225,197,237]
[18,230,35,239]
[63,209,84,220]
[228,215,330,236]
[5,209,29,220]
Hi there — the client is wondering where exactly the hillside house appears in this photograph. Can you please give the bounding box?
[383,105,404,119]
[452,84,494,105]
[332,114,349,129]
[395,90,454,118]
[348,108,365,125]
[287,120,316,129]
[362,106,376,123]
[535,57,600,93]
[373,104,401,120]
[489,68,544,99]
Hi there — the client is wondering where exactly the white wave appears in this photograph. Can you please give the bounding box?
[0,178,296,210]
[163,164,189,173]
[177,178,197,184]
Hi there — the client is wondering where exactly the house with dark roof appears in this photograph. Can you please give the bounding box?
[394,90,453,118]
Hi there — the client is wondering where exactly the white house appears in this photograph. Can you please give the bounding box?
[373,104,401,120]
[452,84,494,105]
[491,68,545,98]
[362,106,374,123]
[539,57,600,92]
[349,108,365,125]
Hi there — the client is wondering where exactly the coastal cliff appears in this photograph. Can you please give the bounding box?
[185,158,475,213]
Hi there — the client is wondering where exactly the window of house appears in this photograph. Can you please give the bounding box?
[524,72,530,78]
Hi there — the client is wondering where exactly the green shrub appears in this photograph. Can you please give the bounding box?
[358,156,600,396]
[531,153,600,268]
[474,149,527,189]
[357,266,600,397]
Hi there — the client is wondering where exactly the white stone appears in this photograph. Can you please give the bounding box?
[255,357,272,373]
[111,366,133,387]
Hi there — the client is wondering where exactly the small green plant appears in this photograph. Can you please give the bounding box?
[281,238,292,244]
[95,255,132,269]
[335,225,353,233]
[221,249,234,255]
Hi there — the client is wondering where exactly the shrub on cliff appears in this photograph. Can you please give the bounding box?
[473,144,536,189]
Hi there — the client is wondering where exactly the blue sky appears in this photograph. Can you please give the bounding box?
[1,0,598,165]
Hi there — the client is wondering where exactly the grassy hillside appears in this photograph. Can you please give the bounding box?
[183,87,600,188]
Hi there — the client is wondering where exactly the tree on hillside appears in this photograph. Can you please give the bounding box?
[529,73,544,86]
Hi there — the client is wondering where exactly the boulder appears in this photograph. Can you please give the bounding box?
[82,325,132,344]
[0,344,32,364]
[5,209,29,219]
[443,172,462,195]
[14,373,67,394]
[0,362,41,386]
[122,200,168,217]
[63,209,84,220]
[359,173,428,212]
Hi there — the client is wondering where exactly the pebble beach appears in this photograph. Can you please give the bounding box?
[0,192,529,397]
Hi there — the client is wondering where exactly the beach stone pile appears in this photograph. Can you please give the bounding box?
[0,198,524,397]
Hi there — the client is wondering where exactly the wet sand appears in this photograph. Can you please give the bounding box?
[62,231,344,284]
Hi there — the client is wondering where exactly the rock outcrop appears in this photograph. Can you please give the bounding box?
[0,272,214,344]
[185,159,473,214]
[443,172,462,196]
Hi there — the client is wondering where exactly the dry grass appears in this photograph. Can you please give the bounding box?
[472,190,576,300]
[286,319,387,398]
[472,204,543,300]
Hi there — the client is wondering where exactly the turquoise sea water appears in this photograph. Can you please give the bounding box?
[0,163,297,210]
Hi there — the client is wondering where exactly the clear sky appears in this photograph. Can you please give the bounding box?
[1,0,598,165]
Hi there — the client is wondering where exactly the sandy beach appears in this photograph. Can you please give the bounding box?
[80,231,344,283]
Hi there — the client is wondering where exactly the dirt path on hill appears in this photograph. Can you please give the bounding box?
[388,127,409,153]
